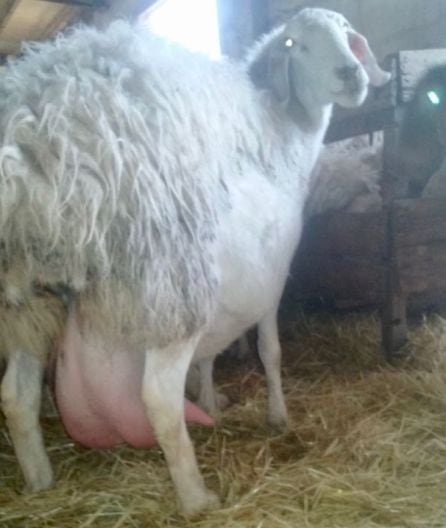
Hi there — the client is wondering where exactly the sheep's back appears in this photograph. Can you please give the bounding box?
[0,22,262,345]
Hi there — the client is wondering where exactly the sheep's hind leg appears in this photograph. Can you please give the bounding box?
[258,311,288,432]
[142,336,218,515]
[1,350,53,492]
[194,357,229,418]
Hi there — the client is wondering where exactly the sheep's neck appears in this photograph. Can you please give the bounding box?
[288,90,333,135]
[262,102,331,196]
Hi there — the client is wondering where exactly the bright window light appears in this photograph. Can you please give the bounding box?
[427,90,441,106]
[141,0,221,59]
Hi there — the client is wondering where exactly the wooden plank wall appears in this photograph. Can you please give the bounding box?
[289,199,446,310]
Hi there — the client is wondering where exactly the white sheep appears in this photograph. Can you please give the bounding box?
[189,137,384,417]
[305,134,383,219]
[0,9,389,513]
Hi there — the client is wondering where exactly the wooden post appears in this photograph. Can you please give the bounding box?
[381,206,409,357]
[251,0,269,37]
[381,119,409,358]
[217,0,270,58]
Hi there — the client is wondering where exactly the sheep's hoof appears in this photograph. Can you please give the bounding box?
[215,392,230,412]
[198,390,230,419]
[22,474,54,494]
[267,415,289,435]
[180,488,220,516]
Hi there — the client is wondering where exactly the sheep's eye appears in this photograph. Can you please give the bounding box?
[427,90,441,105]
[284,37,308,52]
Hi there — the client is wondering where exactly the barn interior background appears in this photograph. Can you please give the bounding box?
[1,1,446,527]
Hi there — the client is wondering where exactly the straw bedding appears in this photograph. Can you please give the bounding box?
[2,310,446,527]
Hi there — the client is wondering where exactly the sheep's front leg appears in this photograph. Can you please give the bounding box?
[142,337,218,515]
[258,312,288,432]
[1,350,53,492]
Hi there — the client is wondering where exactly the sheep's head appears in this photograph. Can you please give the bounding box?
[249,8,390,111]
[398,64,446,196]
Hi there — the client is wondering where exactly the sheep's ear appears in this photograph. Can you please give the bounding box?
[249,38,291,104]
[347,31,391,87]
[268,43,291,104]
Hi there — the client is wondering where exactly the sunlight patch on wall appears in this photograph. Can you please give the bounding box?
[141,0,221,59]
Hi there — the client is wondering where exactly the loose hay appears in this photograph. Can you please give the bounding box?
[2,311,446,527]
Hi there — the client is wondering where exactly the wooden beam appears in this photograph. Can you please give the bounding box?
[44,5,81,36]
[0,39,20,55]
[88,0,158,25]
[34,0,108,7]
[0,0,20,31]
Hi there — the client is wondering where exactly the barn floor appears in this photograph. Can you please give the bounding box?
[2,310,446,527]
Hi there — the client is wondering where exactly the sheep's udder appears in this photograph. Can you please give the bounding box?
[54,310,214,449]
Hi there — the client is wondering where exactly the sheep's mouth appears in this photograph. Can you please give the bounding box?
[330,89,350,98]
[331,84,364,97]
[331,87,367,108]
[331,75,367,97]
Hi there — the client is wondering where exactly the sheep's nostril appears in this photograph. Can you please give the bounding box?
[335,64,360,81]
